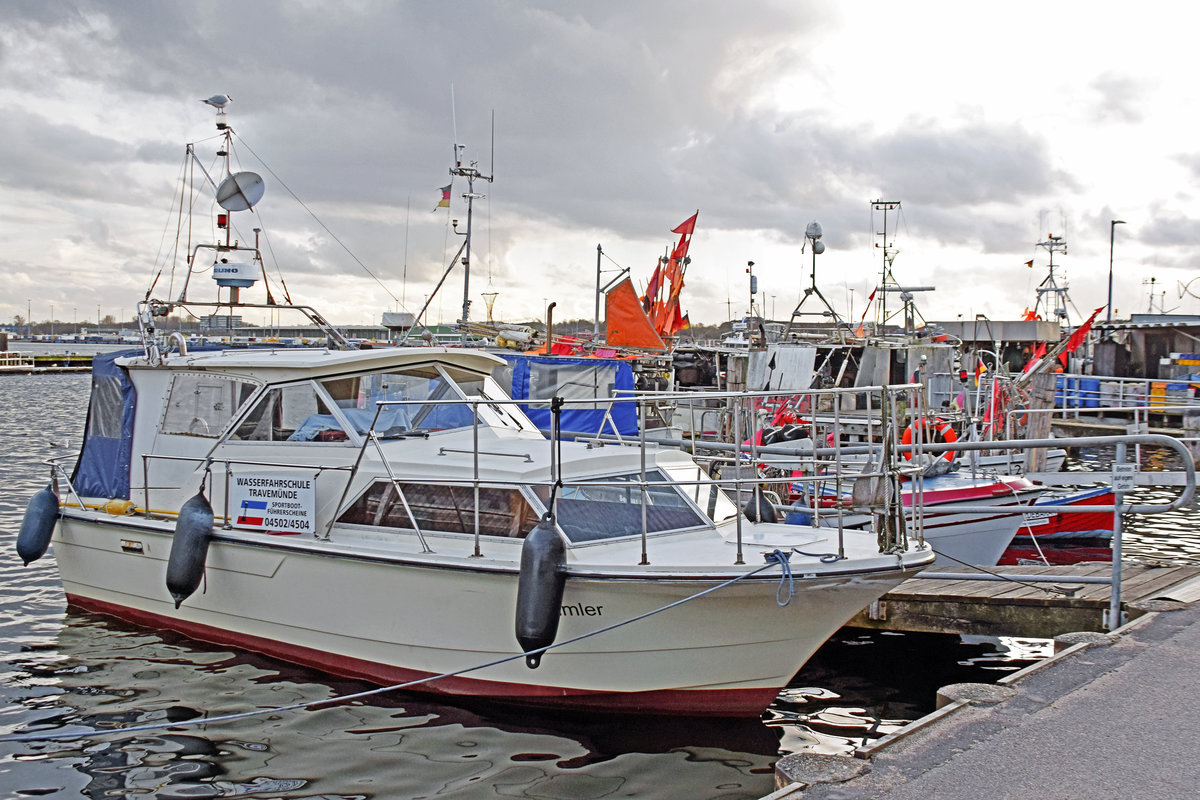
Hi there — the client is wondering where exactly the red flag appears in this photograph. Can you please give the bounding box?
[642,263,662,310]
[671,235,690,262]
[672,211,698,235]
[1065,306,1104,355]
[1023,341,1047,373]
[1024,259,1034,268]
[664,257,682,287]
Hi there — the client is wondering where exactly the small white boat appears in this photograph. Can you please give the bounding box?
[16,103,934,718]
[789,470,1042,567]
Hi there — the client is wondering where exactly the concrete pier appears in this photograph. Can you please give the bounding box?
[771,598,1200,798]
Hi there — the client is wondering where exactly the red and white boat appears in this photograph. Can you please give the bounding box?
[1000,486,1115,564]
[790,471,1043,566]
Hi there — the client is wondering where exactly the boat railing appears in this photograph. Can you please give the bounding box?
[312,386,925,565]
[136,452,354,527]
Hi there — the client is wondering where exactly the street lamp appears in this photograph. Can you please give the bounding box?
[1107,219,1126,323]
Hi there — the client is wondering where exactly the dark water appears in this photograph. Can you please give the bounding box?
[1,374,1190,799]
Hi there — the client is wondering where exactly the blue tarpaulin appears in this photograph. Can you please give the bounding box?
[71,350,140,499]
[501,355,637,436]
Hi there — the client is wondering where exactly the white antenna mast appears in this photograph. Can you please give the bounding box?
[446,90,494,343]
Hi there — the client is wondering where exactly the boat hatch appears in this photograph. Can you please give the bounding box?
[160,373,260,438]
[339,481,542,538]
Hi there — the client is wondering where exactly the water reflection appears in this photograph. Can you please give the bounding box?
[4,612,782,799]
[1073,445,1200,565]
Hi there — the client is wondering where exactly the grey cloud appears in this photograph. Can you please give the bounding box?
[1088,73,1146,124]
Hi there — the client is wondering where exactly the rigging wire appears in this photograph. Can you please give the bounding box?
[235,136,401,305]
[0,555,794,744]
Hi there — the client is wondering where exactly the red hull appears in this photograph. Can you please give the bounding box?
[1017,488,1116,540]
[999,544,1113,565]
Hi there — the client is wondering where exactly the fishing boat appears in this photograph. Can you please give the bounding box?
[15,102,934,718]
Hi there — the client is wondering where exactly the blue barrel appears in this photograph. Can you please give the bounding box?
[1080,378,1100,408]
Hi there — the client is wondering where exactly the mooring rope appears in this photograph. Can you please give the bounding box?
[1,551,798,744]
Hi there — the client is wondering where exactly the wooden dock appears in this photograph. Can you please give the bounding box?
[847,563,1200,638]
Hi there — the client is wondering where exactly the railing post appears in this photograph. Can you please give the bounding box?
[638,397,649,566]
[1109,441,1127,631]
[472,399,481,558]
[732,398,744,565]
[223,462,232,529]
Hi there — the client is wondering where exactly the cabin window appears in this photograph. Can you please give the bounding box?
[160,374,259,438]
[542,470,707,542]
[318,366,519,435]
[86,374,125,439]
[234,384,348,442]
[338,481,541,538]
[665,465,740,522]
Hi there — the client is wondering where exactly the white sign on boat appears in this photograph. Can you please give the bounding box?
[229,472,316,534]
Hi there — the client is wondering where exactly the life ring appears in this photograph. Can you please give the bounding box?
[901,417,957,461]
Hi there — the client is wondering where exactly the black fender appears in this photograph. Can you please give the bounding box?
[17,484,60,565]
[514,518,567,668]
[165,491,215,609]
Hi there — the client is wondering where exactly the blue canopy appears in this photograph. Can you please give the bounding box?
[71,350,140,499]
[501,355,637,437]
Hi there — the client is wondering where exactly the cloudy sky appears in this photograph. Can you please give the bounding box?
[2,1,1197,332]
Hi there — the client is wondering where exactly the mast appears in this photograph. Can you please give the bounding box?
[450,139,493,343]
[872,200,901,327]
[1033,233,1071,327]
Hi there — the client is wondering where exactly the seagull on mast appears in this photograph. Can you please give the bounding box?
[201,94,232,109]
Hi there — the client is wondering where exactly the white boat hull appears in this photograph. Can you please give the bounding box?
[52,513,922,716]
[915,508,1023,566]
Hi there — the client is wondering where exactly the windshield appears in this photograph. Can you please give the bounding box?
[536,470,708,543]
[319,365,533,436]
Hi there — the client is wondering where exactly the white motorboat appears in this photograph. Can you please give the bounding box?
[789,469,1043,567]
[15,103,934,718]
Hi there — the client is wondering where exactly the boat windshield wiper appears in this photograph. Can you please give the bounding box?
[376,426,430,440]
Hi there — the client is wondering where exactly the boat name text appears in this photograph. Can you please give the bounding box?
[560,603,603,617]
[234,477,313,489]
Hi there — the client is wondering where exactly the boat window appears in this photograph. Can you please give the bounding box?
[535,470,707,543]
[338,481,541,537]
[526,362,620,410]
[664,465,740,522]
[86,374,125,439]
[233,384,348,442]
[318,367,514,435]
[160,374,259,438]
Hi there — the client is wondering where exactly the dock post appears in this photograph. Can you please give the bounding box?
[1109,441,1126,630]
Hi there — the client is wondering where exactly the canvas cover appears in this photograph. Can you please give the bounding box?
[71,350,140,499]
[500,355,637,436]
